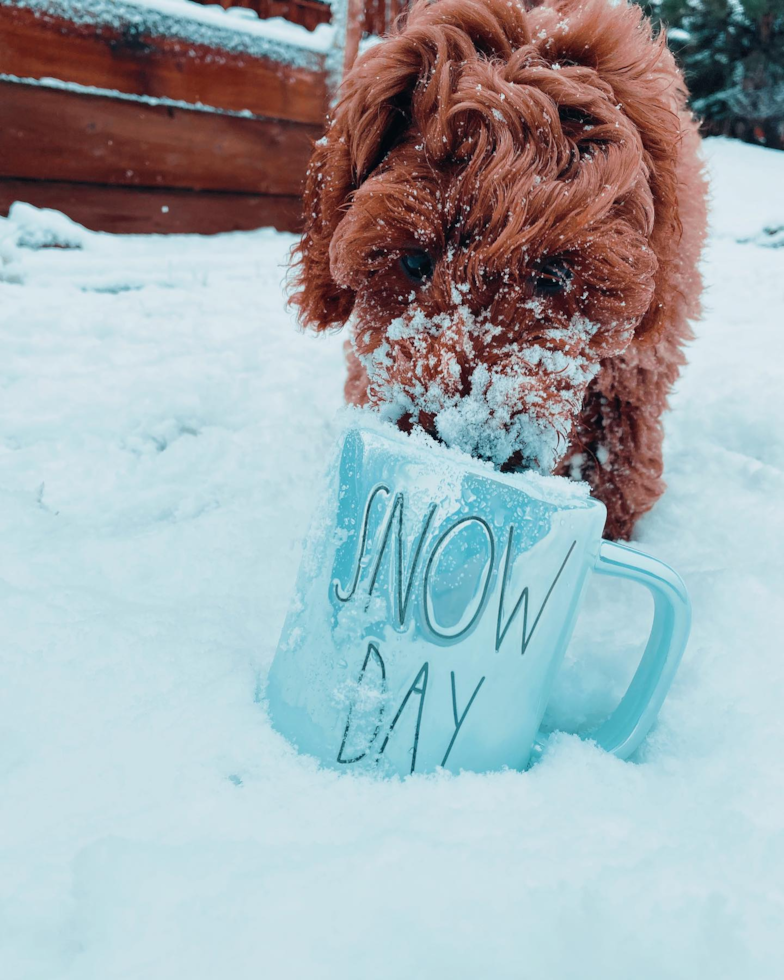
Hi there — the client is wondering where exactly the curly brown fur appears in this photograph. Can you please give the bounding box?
[290,0,707,540]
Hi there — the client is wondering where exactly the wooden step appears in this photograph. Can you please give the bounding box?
[0,178,303,234]
[0,77,321,196]
[0,2,329,125]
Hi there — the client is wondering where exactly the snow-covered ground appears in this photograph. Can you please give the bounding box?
[1,137,783,979]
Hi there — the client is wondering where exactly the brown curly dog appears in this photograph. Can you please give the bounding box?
[290,0,707,540]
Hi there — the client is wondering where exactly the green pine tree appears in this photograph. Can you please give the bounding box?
[640,0,784,148]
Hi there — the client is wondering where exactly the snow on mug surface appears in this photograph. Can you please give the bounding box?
[267,422,691,776]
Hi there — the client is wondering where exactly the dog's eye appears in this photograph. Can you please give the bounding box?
[399,251,434,283]
[533,259,572,296]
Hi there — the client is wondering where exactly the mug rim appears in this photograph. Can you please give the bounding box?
[341,418,606,515]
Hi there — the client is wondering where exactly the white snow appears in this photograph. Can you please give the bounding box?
[703,137,784,240]
[1,138,783,978]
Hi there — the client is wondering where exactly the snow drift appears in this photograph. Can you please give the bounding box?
[0,138,782,979]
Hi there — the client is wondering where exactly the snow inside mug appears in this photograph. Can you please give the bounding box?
[266,422,690,776]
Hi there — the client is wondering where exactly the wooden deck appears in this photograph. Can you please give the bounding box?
[0,0,411,233]
[0,0,331,233]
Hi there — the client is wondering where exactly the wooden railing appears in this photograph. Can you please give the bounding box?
[360,0,408,37]
[343,0,408,74]
[188,0,410,72]
[191,0,332,33]
[189,0,407,38]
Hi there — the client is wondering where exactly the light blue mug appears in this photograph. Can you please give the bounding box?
[267,423,690,776]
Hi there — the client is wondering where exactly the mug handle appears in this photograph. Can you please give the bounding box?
[534,540,691,763]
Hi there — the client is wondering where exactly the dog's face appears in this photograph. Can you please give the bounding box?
[330,120,657,472]
[292,0,686,472]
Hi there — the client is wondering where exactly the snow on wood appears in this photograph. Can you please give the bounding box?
[0,1,330,123]
[2,0,335,69]
[1,72,261,116]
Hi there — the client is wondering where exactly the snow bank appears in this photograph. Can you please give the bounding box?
[1,137,783,978]
[0,201,89,250]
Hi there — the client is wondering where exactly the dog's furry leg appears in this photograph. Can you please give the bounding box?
[560,337,687,541]
[561,111,706,541]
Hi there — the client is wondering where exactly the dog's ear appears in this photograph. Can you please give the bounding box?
[288,57,416,333]
[288,125,355,333]
[530,0,706,345]
[289,0,531,332]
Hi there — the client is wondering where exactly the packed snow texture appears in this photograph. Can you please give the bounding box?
[1,138,783,978]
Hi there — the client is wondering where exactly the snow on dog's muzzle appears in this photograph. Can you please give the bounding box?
[354,304,603,473]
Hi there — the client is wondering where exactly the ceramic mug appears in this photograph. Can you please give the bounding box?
[266,423,690,776]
